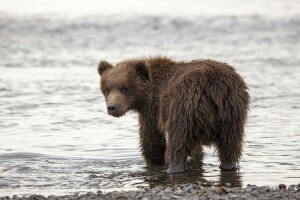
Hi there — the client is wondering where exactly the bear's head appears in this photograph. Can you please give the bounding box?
[97,60,150,117]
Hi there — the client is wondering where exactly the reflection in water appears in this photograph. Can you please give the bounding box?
[129,160,242,189]
[219,170,242,187]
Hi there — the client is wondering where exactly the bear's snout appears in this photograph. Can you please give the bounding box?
[106,102,126,117]
[107,104,117,114]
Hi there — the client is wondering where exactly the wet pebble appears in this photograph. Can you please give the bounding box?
[216,186,228,194]
[2,183,300,200]
[159,189,172,195]
[173,189,185,196]
[279,184,287,190]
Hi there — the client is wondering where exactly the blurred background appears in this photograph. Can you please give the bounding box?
[0,0,299,197]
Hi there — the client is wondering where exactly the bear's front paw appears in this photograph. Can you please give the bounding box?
[167,161,187,173]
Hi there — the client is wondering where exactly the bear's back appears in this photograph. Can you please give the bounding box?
[165,59,236,91]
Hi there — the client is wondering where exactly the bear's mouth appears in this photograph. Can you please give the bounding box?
[108,109,128,118]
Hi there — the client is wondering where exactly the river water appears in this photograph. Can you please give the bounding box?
[0,0,300,196]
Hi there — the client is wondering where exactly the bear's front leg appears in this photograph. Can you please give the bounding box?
[140,136,166,166]
[139,115,166,166]
[167,159,187,173]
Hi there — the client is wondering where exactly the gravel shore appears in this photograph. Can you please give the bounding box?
[1,183,299,200]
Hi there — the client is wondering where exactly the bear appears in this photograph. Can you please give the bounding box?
[97,56,250,173]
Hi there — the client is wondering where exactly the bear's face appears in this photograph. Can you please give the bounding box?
[98,60,149,117]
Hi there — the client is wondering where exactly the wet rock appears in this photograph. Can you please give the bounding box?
[86,192,93,196]
[216,186,228,194]
[159,189,172,195]
[191,190,197,195]
[229,194,238,198]
[170,195,181,199]
[156,186,163,192]
[136,193,145,200]
[182,186,189,192]
[251,190,259,197]
[116,193,128,199]
[245,186,253,192]
[142,188,150,192]
[173,189,185,196]
[279,184,287,190]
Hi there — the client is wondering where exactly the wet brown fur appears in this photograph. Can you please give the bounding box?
[97,56,250,171]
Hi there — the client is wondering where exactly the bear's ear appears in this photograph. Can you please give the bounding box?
[132,60,149,80]
[98,60,113,76]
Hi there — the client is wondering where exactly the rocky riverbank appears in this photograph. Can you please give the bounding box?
[1,183,300,200]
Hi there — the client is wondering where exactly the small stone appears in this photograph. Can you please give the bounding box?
[216,186,228,194]
[160,189,172,195]
[160,196,170,200]
[151,188,158,193]
[87,192,93,196]
[252,190,259,197]
[156,186,163,192]
[116,193,128,199]
[225,183,231,186]
[191,190,197,195]
[245,187,253,192]
[136,194,145,200]
[287,187,295,192]
[229,194,238,198]
[174,189,185,196]
[170,195,181,199]
[279,184,287,190]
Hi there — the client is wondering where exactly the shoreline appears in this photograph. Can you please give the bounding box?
[1,183,299,200]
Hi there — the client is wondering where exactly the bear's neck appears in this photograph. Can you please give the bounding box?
[135,57,178,129]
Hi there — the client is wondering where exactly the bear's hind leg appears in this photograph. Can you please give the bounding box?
[163,73,204,173]
[164,103,194,173]
[165,127,188,173]
[216,130,243,170]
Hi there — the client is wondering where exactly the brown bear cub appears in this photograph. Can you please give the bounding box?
[97,56,250,173]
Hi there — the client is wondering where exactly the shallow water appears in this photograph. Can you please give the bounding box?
[0,0,300,196]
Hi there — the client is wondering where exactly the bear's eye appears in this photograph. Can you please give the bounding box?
[121,87,128,93]
[104,88,109,95]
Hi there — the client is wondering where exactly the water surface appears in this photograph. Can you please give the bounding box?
[0,0,300,196]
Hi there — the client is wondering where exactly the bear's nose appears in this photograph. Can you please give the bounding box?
[107,104,117,113]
